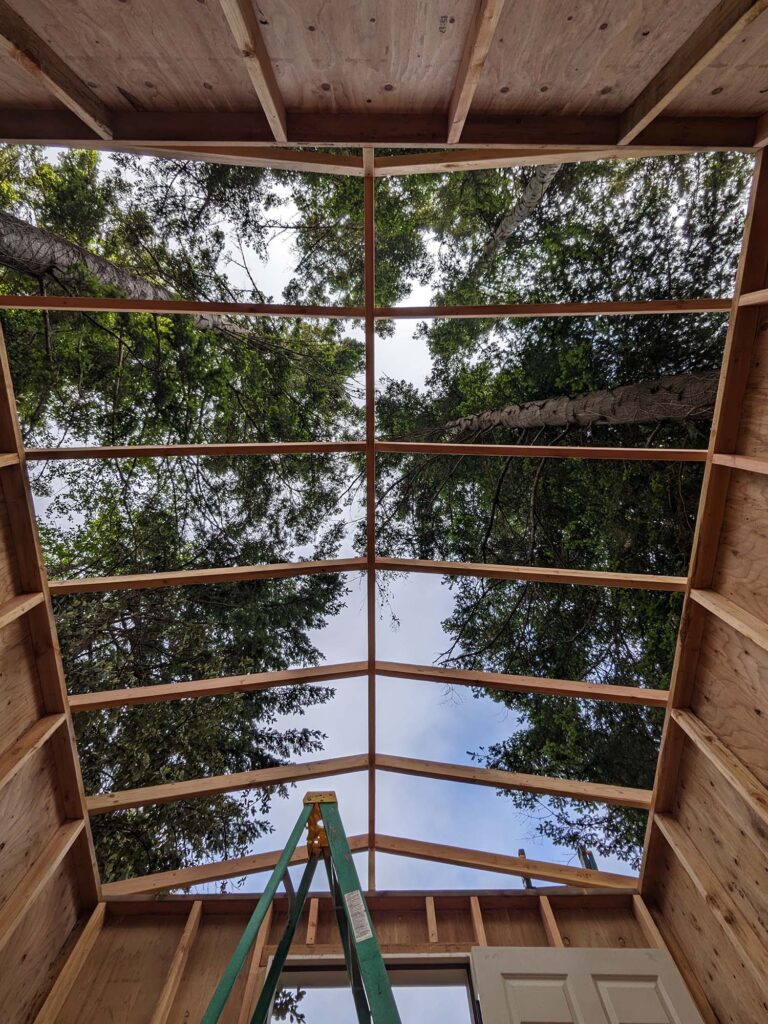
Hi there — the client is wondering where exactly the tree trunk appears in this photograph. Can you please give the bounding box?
[0,210,236,334]
[445,371,719,435]
[483,164,562,260]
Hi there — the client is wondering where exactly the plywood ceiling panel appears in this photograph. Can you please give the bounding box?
[472,0,723,117]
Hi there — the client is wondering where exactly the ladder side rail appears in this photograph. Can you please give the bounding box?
[323,856,372,1023]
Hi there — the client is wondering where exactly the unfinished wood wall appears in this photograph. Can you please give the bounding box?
[0,330,99,1024]
[643,151,768,1024]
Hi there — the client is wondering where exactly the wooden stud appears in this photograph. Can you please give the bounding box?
[86,753,369,814]
[69,661,367,712]
[149,901,203,1024]
[469,895,488,946]
[425,896,438,943]
[0,0,112,139]
[539,895,565,947]
[26,441,366,461]
[376,660,668,707]
[376,441,707,462]
[0,589,44,627]
[49,556,367,595]
[374,753,653,809]
[631,894,665,949]
[305,898,319,945]
[711,452,768,475]
[102,834,368,896]
[237,903,274,1024]
[618,0,768,144]
[755,112,768,148]
[32,903,107,1024]
[376,556,687,592]
[0,712,65,794]
[689,587,768,654]
[373,835,636,890]
[217,0,286,141]
[0,451,18,468]
[446,0,506,143]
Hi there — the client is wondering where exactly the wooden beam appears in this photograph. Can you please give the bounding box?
[49,556,367,596]
[469,895,488,945]
[711,452,768,475]
[69,661,367,712]
[375,556,687,592]
[0,0,111,139]
[446,0,506,143]
[654,814,768,988]
[618,0,768,144]
[32,903,107,1024]
[631,894,665,949]
[305,898,319,945]
[237,903,274,1024]
[0,295,363,318]
[149,901,203,1024]
[738,286,768,305]
[101,834,368,897]
[120,145,364,176]
[86,753,369,814]
[0,451,18,468]
[755,111,768,148]
[373,834,636,889]
[0,820,85,952]
[375,753,652,809]
[425,896,438,943]
[539,895,564,947]
[376,441,707,462]
[375,660,669,707]
[218,0,286,142]
[26,441,366,461]
[0,589,44,627]
[689,587,768,654]
[376,298,731,320]
[0,713,65,794]
[671,709,768,833]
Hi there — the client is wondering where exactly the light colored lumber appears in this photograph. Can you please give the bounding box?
[305,898,319,945]
[0,0,112,139]
[69,660,367,711]
[149,901,203,1024]
[376,298,731,319]
[654,814,768,988]
[0,451,18,468]
[738,286,768,306]
[711,452,768,475]
[218,0,286,141]
[689,587,768,653]
[102,834,368,896]
[618,1,768,144]
[0,819,84,952]
[86,753,369,814]
[374,834,636,890]
[375,660,668,707]
[129,145,364,176]
[32,902,107,1024]
[376,556,687,592]
[374,753,652,809]
[0,294,363,318]
[49,556,367,595]
[425,896,438,943]
[26,441,366,461]
[671,709,768,833]
[376,441,706,462]
[0,589,44,628]
[469,895,487,945]
[237,903,274,1024]
[539,895,564,947]
[646,904,720,1024]
[0,712,65,794]
[446,0,506,144]
[631,895,665,949]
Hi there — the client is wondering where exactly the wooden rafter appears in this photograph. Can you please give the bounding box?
[376,442,707,462]
[26,441,366,461]
[0,0,112,139]
[618,0,768,145]
[217,0,287,142]
[120,145,364,175]
[446,0,506,144]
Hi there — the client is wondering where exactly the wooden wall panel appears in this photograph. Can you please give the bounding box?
[712,469,768,622]
[735,318,768,456]
[168,915,251,1024]
[553,905,646,950]
[481,905,547,947]
[0,618,45,753]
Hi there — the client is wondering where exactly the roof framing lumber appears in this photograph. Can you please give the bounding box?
[0,0,112,139]
[26,441,366,461]
[86,753,369,814]
[618,0,768,145]
[0,713,65,794]
[68,661,367,712]
[376,556,688,592]
[376,442,707,462]
[689,587,768,653]
[711,452,768,475]
[378,299,732,319]
[217,0,287,142]
[446,0,506,144]
[122,145,364,175]
[0,589,44,626]
[101,834,369,896]
[374,834,636,890]
[48,556,367,596]
[375,661,669,708]
[374,753,653,809]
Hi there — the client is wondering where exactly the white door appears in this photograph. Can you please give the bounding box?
[470,948,704,1024]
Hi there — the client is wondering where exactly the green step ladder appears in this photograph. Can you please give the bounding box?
[200,791,402,1024]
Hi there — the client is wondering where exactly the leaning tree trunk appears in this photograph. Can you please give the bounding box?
[482,163,562,261]
[445,371,719,435]
[0,210,242,335]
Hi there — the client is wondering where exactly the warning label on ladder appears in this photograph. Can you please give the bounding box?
[344,889,374,943]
